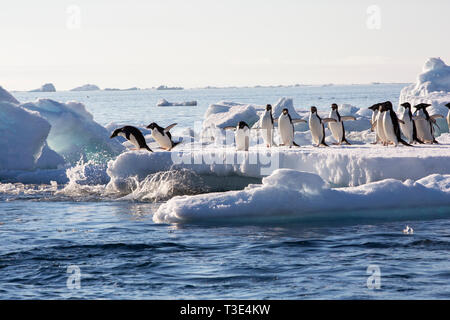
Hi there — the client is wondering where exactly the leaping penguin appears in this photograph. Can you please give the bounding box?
[146,122,179,150]
[399,102,423,144]
[413,103,443,144]
[327,103,356,145]
[380,101,411,147]
[259,104,275,147]
[110,126,152,152]
[224,121,250,151]
[278,108,306,147]
[309,106,336,147]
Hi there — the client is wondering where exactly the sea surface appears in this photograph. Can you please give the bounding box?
[2,84,449,299]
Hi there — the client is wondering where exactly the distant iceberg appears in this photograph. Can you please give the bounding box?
[29,83,56,92]
[70,84,100,91]
[156,98,197,106]
[156,85,183,90]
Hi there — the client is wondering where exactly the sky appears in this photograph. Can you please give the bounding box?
[0,0,449,91]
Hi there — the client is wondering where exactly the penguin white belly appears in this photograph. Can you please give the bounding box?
[376,112,386,143]
[371,110,380,141]
[415,120,431,142]
[382,112,398,146]
[278,116,294,146]
[447,110,450,130]
[328,112,343,143]
[152,130,172,149]
[260,113,273,146]
[119,131,140,149]
[399,112,413,143]
[309,116,323,145]
[235,128,250,151]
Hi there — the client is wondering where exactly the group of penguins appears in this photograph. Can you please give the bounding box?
[110,102,450,152]
[370,101,450,146]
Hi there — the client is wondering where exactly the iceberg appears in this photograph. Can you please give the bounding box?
[0,86,20,104]
[156,99,197,106]
[21,99,125,163]
[154,169,450,223]
[70,84,100,91]
[106,133,450,192]
[0,100,64,171]
[29,83,56,92]
[399,57,450,131]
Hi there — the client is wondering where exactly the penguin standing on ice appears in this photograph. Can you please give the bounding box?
[380,101,411,147]
[368,103,382,144]
[399,102,422,144]
[146,122,179,150]
[327,103,356,145]
[445,103,450,130]
[224,121,250,151]
[110,126,152,152]
[259,104,275,147]
[278,108,306,147]
[374,104,388,146]
[309,106,336,147]
[413,103,443,144]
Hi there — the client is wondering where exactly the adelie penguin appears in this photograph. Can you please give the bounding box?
[146,122,179,150]
[110,126,152,152]
[259,104,275,147]
[399,102,422,144]
[309,106,336,147]
[445,102,450,130]
[413,103,443,144]
[327,103,356,145]
[368,103,382,144]
[224,121,250,151]
[278,108,306,147]
[379,101,411,147]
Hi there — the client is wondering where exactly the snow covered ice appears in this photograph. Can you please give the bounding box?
[154,169,450,223]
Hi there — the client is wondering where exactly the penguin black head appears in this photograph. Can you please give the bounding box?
[238,121,249,129]
[282,108,289,115]
[414,103,431,110]
[146,122,158,130]
[401,102,411,109]
[310,106,317,113]
[266,104,272,111]
[383,101,393,110]
[110,128,121,139]
[368,103,381,111]
[445,102,450,109]
[331,103,338,110]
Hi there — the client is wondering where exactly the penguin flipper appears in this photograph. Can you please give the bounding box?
[292,119,307,124]
[322,118,337,123]
[164,123,177,132]
[341,116,356,121]
[398,119,405,124]
[293,141,300,147]
[431,114,444,120]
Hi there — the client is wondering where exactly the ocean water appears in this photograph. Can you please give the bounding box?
[2,84,450,299]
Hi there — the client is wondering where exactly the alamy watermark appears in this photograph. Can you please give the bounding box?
[169,121,281,176]
[66,5,82,30]
[366,264,381,289]
[67,265,81,290]
[366,5,381,30]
